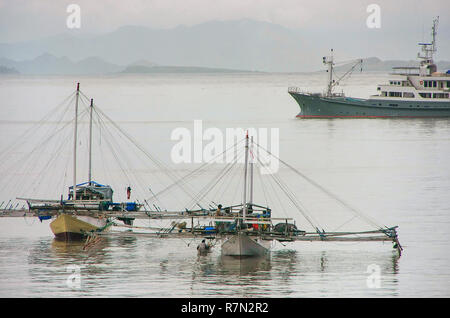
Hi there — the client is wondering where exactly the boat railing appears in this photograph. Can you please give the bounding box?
[329,91,345,98]
[288,86,311,94]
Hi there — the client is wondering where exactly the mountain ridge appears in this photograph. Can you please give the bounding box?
[0,53,449,75]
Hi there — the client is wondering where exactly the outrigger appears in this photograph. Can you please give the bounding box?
[16,83,141,240]
[5,83,402,257]
[98,133,402,257]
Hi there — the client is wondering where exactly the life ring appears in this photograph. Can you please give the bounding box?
[420,80,424,85]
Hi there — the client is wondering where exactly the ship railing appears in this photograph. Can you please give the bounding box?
[330,91,345,98]
[288,86,313,95]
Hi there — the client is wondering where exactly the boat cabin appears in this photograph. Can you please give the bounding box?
[68,181,113,201]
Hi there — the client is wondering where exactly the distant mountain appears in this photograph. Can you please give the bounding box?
[128,59,158,68]
[0,53,122,75]
[0,65,19,74]
[0,53,257,75]
[1,19,449,73]
[121,65,256,74]
[0,19,316,72]
[2,53,448,75]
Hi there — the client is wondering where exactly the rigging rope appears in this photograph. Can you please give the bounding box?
[253,141,385,230]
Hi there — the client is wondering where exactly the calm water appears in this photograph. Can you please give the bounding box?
[0,73,449,297]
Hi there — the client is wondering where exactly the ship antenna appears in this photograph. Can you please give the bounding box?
[418,16,439,63]
[431,16,439,57]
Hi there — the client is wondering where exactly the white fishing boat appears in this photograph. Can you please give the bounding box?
[219,134,272,256]
[221,232,271,257]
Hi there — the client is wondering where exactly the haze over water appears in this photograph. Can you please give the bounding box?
[0,72,449,297]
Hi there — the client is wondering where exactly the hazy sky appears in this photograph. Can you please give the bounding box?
[0,0,449,60]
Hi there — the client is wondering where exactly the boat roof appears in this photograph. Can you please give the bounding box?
[69,181,111,189]
[392,66,420,70]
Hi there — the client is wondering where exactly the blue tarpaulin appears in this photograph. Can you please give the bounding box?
[38,215,52,222]
[126,202,137,211]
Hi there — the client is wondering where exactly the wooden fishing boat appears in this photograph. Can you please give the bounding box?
[11,83,402,256]
[19,83,141,241]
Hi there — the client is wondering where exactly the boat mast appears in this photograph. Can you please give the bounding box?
[73,83,80,201]
[418,17,439,75]
[323,49,334,97]
[242,132,250,223]
[88,98,93,185]
[249,136,254,205]
[430,16,439,57]
[419,16,439,62]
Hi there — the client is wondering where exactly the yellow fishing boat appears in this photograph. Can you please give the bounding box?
[50,214,108,241]
[19,84,141,241]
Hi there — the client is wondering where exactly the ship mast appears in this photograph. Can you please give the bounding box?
[418,16,439,61]
[323,49,334,97]
[72,83,80,201]
[418,16,439,75]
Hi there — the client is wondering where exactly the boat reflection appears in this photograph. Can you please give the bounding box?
[217,254,272,276]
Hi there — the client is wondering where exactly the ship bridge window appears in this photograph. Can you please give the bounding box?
[389,92,402,97]
[433,93,449,99]
[403,92,415,98]
[425,81,437,88]
[447,81,450,88]
[419,93,432,98]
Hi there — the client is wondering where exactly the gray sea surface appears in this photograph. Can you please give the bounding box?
[0,72,449,297]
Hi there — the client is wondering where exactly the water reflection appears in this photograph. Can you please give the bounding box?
[217,254,272,276]
[20,231,403,297]
[50,238,110,262]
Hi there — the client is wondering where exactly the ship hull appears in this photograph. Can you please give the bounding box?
[221,232,271,257]
[50,214,107,241]
[289,92,450,118]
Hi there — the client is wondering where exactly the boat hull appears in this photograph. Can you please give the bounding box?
[289,92,450,118]
[221,232,271,257]
[50,214,107,241]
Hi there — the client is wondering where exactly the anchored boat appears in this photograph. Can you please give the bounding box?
[9,84,402,257]
[19,84,141,241]
[289,17,450,118]
[103,132,402,257]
